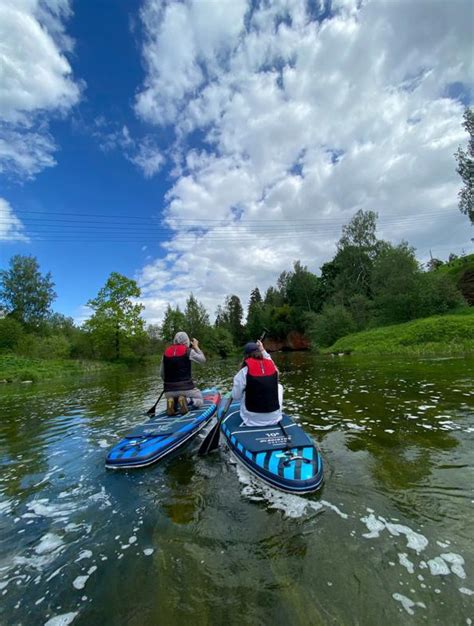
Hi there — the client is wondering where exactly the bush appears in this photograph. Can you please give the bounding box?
[0,317,23,351]
[309,304,356,348]
[206,327,234,358]
[16,334,39,357]
[420,273,466,316]
[36,335,71,359]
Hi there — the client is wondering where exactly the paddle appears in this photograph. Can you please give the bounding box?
[146,390,164,416]
[198,329,269,456]
[198,393,233,456]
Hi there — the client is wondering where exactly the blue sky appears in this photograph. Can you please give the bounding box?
[1,0,473,324]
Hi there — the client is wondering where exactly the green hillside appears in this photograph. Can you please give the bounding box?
[326,308,474,356]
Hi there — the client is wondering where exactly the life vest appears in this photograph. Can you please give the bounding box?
[163,345,194,392]
[244,357,279,413]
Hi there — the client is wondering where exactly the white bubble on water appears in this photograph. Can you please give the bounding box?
[392,593,426,615]
[360,516,428,554]
[128,536,137,544]
[72,575,89,590]
[398,553,415,574]
[143,549,154,556]
[361,514,385,538]
[44,613,78,626]
[35,533,64,556]
[427,557,451,576]
[74,551,92,563]
[440,553,466,579]
[459,587,474,596]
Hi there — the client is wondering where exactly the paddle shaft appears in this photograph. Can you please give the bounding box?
[198,393,233,455]
[146,390,164,416]
[199,329,268,455]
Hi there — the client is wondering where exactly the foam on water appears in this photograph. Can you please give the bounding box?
[398,553,415,574]
[392,592,426,615]
[44,612,78,626]
[459,587,474,596]
[361,514,428,554]
[427,557,451,576]
[73,575,89,590]
[75,550,92,563]
[440,553,466,579]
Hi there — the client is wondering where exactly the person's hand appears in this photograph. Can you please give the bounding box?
[256,339,264,352]
[191,338,199,350]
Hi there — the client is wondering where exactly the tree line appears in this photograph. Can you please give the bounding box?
[1,209,467,364]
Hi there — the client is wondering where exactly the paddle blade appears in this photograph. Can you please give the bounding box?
[198,420,221,456]
[198,393,232,456]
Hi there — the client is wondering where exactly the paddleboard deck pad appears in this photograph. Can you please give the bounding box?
[106,388,220,469]
[221,400,323,493]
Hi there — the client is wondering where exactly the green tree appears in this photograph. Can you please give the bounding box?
[224,295,244,345]
[332,210,381,302]
[184,294,210,340]
[246,287,264,340]
[286,261,321,313]
[339,209,379,251]
[207,326,234,357]
[455,107,473,223]
[309,304,355,348]
[371,243,422,323]
[0,317,24,351]
[264,286,284,307]
[0,255,56,328]
[161,304,187,343]
[84,272,145,359]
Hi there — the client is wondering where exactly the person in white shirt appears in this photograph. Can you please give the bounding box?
[231,339,283,427]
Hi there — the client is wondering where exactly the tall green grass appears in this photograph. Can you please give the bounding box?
[326,309,474,356]
[0,355,119,383]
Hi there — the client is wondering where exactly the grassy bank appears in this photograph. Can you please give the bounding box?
[325,309,474,356]
[0,355,122,383]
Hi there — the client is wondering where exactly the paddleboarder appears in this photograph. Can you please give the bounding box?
[160,331,206,415]
[231,339,283,427]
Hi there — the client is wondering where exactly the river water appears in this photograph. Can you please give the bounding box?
[0,353,473,626]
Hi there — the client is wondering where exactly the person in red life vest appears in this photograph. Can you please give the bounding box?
[231,339,283,427]
[160,331,206,416]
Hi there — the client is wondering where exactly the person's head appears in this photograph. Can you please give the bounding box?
[173,331,190,347]
[243,342,262,360]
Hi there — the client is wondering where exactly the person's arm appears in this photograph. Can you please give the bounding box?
[160,358,164,380]
[256,339,272,360]
[231,367,247,401]
[189,338,206,364]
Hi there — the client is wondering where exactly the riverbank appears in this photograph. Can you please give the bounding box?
[0,354,124,383]
[325,309,474,356]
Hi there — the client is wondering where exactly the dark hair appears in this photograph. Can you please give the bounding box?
[239,350,263,369]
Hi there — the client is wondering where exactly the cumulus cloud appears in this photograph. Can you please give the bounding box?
[135,0,473,323]
[0,0,81,180]
[86,118,164,178]
[0,197,28,242]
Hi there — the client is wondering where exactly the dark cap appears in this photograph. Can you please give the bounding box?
[244,342,259,355]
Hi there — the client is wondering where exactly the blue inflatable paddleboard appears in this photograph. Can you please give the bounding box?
[221,399,323,494]
[106,388,220,469]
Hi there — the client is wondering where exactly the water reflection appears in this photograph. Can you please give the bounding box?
[0,354,473,626]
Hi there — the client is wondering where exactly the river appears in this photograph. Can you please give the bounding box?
[0,353,473,625]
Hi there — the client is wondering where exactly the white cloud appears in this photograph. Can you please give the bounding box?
[0,197,28,242]
[87,119,164,178]
[135,0,473,324]
[0,0,81,179]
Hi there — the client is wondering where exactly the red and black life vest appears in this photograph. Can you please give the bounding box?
[163,345,194,392]
[244,357,279,413]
